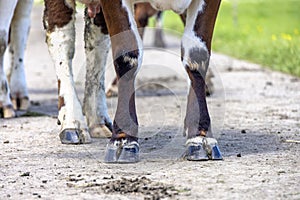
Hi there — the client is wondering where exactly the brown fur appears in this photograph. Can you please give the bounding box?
[57,80,65,111]
[43,0,74,32]
[193,0,221,52]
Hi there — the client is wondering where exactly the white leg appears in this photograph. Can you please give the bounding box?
[83,12,112,138]
[46,16,91,144]
[7,0,33,110]
[0,0,18,118]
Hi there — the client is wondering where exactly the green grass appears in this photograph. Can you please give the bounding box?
[159,0,300,77]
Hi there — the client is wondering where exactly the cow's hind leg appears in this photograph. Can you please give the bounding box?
[0,0,18,118]
[182,0,222,160]
[7,0,33,111]
[43,0,91,144]
[83,9,112,138]
[101,0,143,163]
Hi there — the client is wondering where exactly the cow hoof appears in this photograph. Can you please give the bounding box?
[205,137,223,160]
[185,137,209,161]
[104,139,139,163]
[185,136,223,161]
[59,129,92,144]
[2,105,16,118]
[12,97,30,110]
[90,124,112,138]
[106,85,118,98]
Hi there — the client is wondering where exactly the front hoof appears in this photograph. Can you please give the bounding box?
[2,105,16,118]
[104,139,139,163]
[12,97,30,111]
[59,129,80,144]
[185,137,209,161]
[59,129,91,144]
[90,124,112,138]
[185,136,223,161]
[205,138,223,160]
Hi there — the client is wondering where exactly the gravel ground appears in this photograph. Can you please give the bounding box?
[0,5,299,200]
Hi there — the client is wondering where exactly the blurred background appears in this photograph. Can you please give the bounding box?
[153,0,300,77]
[34,0,300,77]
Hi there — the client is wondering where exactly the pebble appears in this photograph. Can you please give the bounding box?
[20,172,30,177]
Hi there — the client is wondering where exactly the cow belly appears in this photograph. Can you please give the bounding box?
[148,0,192,13]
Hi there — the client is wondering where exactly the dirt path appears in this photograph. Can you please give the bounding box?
[1,5,299,200]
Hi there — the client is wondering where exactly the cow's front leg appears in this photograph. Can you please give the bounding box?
[83,9,112,138]
[43,0,91,144]
[7,0,33,111]
[0,0,18,118]
[182,0,222,160]
[101,0,143,163]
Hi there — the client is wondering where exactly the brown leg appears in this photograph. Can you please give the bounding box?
[106,3,157,98]
[182,0,222,160]
[101,0,142,163]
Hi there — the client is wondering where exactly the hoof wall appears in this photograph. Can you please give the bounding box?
[104,140,139,163]
[185,136,223,161]
[59,129,80,144]
[186,143,209,161]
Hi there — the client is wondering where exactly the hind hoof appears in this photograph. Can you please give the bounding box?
[2,105,16,118]
[90,124,112,138]
[106,85,118,98]
[104,139,139,163]
[12,97,30,111]
[59,129,91,144]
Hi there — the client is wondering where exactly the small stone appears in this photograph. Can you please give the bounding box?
[237,153,242,157]
[266,81,273,86]
[20,172,30,177]
[42,180,47,184]
[3,140,9,144]
[241,130,246,134]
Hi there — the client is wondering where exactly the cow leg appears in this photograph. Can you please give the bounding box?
[182,0,222,160]
[105,3,156,98]
[43,0,91,144]
[83,8,112,138]
[7,0,33,111]
[0,0,18,118]
[101,0,143,163]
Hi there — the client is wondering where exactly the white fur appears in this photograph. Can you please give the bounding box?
[46,19,87,131]
[122,0,143,74]
[148,0,192,14]
[0,0,33,111]
[83,18,112,128]
[181,0,209,71]
[7,0,33,100]
[0,0,19,108]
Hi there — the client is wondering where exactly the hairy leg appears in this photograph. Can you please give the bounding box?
[101,0,143,163]
[7,0,33,110]
[83,8,112,138]
[182,0,222,160]
[0,0,18,118]
[44,0,91,144]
